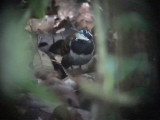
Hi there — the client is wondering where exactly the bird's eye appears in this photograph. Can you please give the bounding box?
[79,30,83,34]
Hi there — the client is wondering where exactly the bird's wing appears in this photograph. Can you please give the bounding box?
[61,34,75,55]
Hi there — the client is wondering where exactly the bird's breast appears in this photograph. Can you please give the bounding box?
[69,50,93,65]
[71,40,94,55]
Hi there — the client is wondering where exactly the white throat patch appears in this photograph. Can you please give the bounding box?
[75,33,89,41]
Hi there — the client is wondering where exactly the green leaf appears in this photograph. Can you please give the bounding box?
[117,54,150,81]
[80,81,137,106]
[114,13,148,31]
[27,0,50,18]
[1,9,61,109]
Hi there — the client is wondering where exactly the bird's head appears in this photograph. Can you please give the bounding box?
[75,29,93,41]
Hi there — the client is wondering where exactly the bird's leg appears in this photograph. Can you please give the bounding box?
[71,65,73,70]
[79,65,82,70]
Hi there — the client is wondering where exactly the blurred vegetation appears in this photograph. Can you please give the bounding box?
[81,0,151,120]
[82,0,150,101]
[28,0,50,18]
[1,0,61,111]
[0,0,158,120]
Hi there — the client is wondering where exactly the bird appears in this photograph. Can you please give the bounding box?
[61,29,95,69]
[49,29,94,69]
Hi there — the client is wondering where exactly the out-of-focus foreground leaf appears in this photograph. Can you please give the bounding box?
[117,54,150,82]
[80,82,136,106]
[114,13,148,31]
[105,54,150,82]
[1,10,61,109]
[27,0,50,18]
[81,0,150,106]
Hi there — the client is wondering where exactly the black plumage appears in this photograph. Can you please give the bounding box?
[71,39,94,55]
[49,29,94,69]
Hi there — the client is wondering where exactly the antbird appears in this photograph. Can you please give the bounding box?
[49,29,94,69]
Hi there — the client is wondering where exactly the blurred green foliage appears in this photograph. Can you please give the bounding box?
[115,54,150,82]
[114,14,148,31]
[27,0,50,18]
[1,1,61,109]
[81,1,150,120]
[1,0,151,119]
[81,0,150,106]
